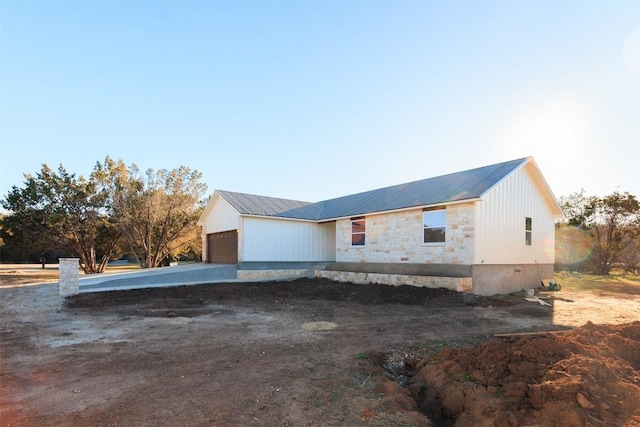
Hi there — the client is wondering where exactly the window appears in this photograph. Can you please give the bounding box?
[423,208,446,243]
[351,217,365,246]
[525,217,532,246]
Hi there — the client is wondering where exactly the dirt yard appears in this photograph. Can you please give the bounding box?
[1,268,639,426]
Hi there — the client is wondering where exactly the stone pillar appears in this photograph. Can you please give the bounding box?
[59,258,80,296]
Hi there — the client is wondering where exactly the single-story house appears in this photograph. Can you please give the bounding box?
[197,157,564,295]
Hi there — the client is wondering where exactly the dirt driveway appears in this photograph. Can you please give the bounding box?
[1,274,639,426]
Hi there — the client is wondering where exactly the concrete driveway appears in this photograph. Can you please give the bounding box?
[79,263,238,293]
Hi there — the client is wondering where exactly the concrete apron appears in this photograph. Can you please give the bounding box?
[78,264,238,293]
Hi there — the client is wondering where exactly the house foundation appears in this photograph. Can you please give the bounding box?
[471,263,554,296]
[315,270,472,292]
[235,261,553,296]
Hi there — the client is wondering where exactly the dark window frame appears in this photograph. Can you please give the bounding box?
[525,217,532,246]
[351,217,366,246]
[423,207,446,244]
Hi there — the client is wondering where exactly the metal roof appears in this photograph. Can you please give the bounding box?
[217,190,314,217]
[218,158,529,221]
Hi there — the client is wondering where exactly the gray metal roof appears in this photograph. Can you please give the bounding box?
[217,190,314,217]
[218,158,528,221]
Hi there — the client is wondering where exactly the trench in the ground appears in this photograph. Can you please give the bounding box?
[372,348,456,427]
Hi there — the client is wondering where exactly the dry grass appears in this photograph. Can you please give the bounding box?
[0,263,142,287]
[553,271,640,296]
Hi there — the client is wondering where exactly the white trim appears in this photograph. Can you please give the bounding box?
[322,198,481,223]
[197,191,221,225]
[478,157,563,220]
[478,158,528,200]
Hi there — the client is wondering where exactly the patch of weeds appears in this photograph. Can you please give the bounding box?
[460,373,474,382]
[309,392,325,408]
[308,376,350,413]
[407,341,449,365]
[354,352,370,360]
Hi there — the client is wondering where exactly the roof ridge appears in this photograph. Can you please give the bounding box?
[314,201,326,221]
[218,157,533,221]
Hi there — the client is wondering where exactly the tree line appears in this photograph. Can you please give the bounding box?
[556,190,640,275]
[0,158,207,274]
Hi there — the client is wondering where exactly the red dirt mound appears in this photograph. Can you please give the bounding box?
[369,322,640,427]
[407,321,640,427]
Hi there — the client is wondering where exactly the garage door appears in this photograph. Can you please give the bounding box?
[207,230,238,264]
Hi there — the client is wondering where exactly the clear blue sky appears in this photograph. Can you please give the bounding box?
[1,0,638,206]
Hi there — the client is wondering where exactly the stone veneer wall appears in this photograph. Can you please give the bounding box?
[58,258,80,296]
[237,269,314,281]
[335,203,475,265]
[315,270,472,292]
[236,268,472,293]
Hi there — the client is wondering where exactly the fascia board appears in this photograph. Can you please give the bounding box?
[478,157,564,220]
[196,191,221,225]
[216,190,248,214]
[524,159,564,219]
[477,157,529,200]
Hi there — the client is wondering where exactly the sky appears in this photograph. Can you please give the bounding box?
[1,0,639,207]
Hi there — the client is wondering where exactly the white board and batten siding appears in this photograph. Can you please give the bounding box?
[242,217,336,262]
[203,194,241,234]
[474,164,556,265]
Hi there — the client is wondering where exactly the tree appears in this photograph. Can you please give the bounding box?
[0,214,5,263]
[92,158,207,268]
[0,210,67,263]
[559,191,640,275]
[554,223,593,272]
[587,192,640,274]
[1,164,121,273]
[618,235,640,274]
[559,189,590,227]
